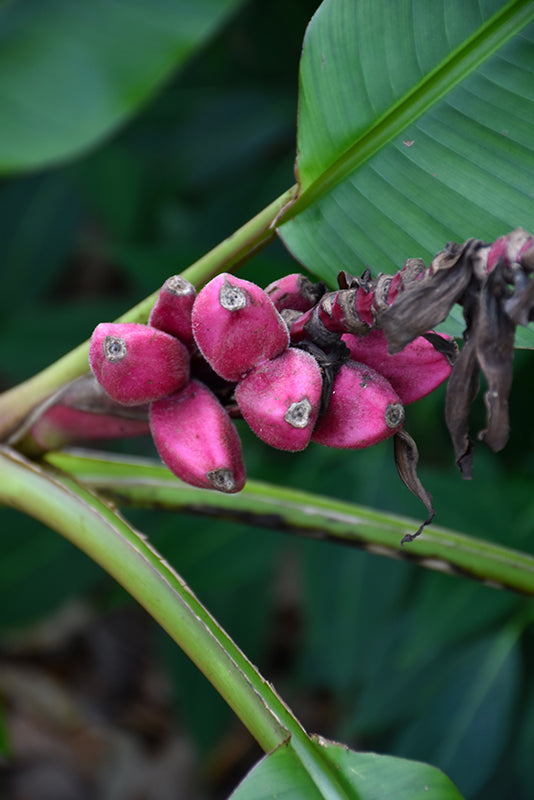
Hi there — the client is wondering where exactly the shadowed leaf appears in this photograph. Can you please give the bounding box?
[0,0,244,171]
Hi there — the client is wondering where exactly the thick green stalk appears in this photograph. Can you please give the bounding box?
[0,446,357,799]
[46,450,534,596]
[0,186,297,443]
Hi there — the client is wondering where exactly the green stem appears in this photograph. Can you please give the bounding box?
[46,450,534,596]
[0,445,356,799]
[0,186,298,443]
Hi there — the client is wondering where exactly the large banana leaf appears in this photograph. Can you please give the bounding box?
[279,0,534,285]
[0,0,243,171]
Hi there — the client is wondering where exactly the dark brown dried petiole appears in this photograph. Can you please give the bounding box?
[394,429,435,545]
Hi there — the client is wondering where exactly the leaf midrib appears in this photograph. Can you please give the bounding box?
[281,0,534,224]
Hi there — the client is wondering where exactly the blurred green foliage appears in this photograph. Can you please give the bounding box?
[1,2,534,798]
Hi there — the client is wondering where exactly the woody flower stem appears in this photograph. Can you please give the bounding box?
[0,445,354,800]
[0,186,298,443]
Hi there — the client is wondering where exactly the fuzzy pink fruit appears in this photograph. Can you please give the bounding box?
[30,404,150,450]
[264,273,325,313]
[89,322,189,406]
[486,235,508,272]
[341,329,452,404]
[486,230,534,272]
[287,287,372,346]
[235,348,323,451]
[150,379,246,492]
[27,375,150,451]
[191,273,289,381]
[354,285,374,326]
[148,275,197,350]
[312,360,404,449]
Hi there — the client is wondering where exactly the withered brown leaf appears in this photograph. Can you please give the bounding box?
[378,240,485,352]
[393,429,435,544]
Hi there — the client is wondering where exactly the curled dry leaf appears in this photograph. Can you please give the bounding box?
[393,429,435,545]
[377,229,534,478]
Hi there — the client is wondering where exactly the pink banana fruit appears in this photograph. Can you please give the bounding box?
[148,275,197,351]
[30,404,150,450]
[341,328,452,404]
[150,379,246,492]
[288,287,370,345]
[312,360,404,449]
[264,273,325,312]
[235,348,323,451]
[26,375,149,452]
[191,273,289,381]
[89,322,189,406]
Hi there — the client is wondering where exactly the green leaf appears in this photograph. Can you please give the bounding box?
[300,543,410,690]
[278,0,534,285]
[513,322,534,348]
[0,507,104,627]
[396,628,521,796]
[230,740,465,799]
[344,576,519,739]
[0,0,243,171]
[516,684,534,796]
[0,174,82,302]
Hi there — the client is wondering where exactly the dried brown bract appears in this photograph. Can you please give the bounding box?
[394,429,435,545]
[378,228,534,478]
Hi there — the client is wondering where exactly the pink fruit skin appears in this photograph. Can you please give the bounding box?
[89,323,190,406]
[235,348,323,451]
[341,329,452,404]
[30,405,150,450]
[316,291,350,334]
[150,379,246,492]
[287,308,313,343]
[264,273,320,312]
[355,287,374,326]
[312,360,403,449]
[191,273,289,381]
[148,276,197,350]
[486,236,509,272]
[288,288,372,344]
[486,232,534,272]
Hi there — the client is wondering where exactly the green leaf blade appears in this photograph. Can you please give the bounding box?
[230,740,466,799]
[396,629,521,796]
[280,0,534,284]
[0,0,243,171]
